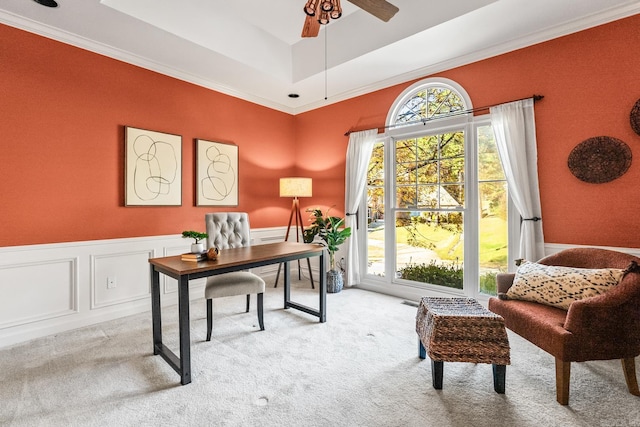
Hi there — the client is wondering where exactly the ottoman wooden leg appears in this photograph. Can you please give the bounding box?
[493,364,506,394]
[432,360,443,389]
[418,339,426,359]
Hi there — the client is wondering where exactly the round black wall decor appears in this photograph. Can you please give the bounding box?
[568,136,632,184]
[631,98,640,136]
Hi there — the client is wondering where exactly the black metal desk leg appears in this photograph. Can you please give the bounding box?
[284,261,290,308]
[151,266,162,355]
[319,251,326,323]
[177,275,191,385]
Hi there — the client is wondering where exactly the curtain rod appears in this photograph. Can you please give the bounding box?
[344,94,544,136]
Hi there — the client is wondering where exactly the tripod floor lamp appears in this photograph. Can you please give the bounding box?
[275,177,314,288]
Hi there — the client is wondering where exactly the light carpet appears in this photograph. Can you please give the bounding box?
[1,278,639,427]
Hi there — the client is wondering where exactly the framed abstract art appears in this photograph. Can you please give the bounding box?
[125,126,182,206]
[195,139,238,206]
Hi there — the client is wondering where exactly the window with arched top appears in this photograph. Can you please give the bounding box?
[391,84,467,125]
[361,78,516,300]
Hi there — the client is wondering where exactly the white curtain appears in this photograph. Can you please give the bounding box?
[490,98,545,262]
[344,129,377,286]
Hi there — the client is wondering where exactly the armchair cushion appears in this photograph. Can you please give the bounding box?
[503,260,625,310]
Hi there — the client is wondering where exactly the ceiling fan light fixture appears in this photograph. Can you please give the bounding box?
[318,11,330,25]
[329,0,342,19]
[317,0,342,25]
[321,1,334,12]
[304,0,318,16]
[301,0,344,37]
[302,0,396,38]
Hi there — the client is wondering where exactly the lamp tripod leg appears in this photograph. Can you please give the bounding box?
[275,198,299,288]
[274,197,316,289]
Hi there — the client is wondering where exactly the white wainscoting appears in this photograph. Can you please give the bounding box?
[0,227,288,348]
[3,238,635,349]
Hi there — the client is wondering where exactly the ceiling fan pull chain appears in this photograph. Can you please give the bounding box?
[324,25,328,100]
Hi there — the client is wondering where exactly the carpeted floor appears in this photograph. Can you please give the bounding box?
[1,278,639,427]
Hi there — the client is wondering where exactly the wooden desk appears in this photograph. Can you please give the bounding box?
[149,242,326,385]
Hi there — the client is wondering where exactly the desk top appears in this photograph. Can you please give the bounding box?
[149,242,324,276]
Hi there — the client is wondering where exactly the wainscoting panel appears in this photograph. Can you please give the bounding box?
[91,250,154,309]
[0,227,287,348]
[0,258,78,329]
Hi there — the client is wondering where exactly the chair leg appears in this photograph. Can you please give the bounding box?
[257,293,264,331]
[555,359,570,405]
[206,299,213,341]
[246,294,250,313]
[622,357,640,396]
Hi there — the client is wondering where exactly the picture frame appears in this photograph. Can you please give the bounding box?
[125,126,182,206]
[196,139,238,206]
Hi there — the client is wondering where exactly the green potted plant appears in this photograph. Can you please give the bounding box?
[305,208,352,293]
[182,230,208,253]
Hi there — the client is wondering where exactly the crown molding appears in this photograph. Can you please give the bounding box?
[2,3,639,116]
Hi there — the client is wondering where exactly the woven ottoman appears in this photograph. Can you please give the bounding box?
[415,297,510,393]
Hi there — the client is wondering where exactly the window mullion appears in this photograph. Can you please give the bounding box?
[384,137,396,285]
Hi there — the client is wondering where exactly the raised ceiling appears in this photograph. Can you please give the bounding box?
[1,0,639,114]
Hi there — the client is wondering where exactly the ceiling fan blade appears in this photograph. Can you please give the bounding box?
[346,0,398,22]
[301,14,320,37]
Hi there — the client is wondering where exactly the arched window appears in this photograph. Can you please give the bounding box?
[361,78,515,301]
[390,82,467,125]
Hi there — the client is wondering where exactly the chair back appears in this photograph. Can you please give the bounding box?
[205,212,252,250]
[539,247,640,270]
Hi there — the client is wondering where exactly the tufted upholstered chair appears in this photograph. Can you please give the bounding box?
[488,248,640,404]
[204,212,265,341]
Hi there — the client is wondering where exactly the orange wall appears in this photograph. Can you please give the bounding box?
[0,24,297,246]
[296,14,640,248]
[2,15,640,248]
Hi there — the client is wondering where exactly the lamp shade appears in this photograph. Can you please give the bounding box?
[280,177,312,198]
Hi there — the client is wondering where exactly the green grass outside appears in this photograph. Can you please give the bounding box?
[368,216,507,268]
[367,216,507,295]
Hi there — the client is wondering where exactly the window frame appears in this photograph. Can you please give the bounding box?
[358,78,519,302]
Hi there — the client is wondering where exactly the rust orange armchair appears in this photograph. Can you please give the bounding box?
[488,248,640,405]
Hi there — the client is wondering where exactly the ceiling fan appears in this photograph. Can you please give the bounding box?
[302,0,399,37]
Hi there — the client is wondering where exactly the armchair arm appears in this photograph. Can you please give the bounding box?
[496,273,516,296]
[563,275,640,357]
